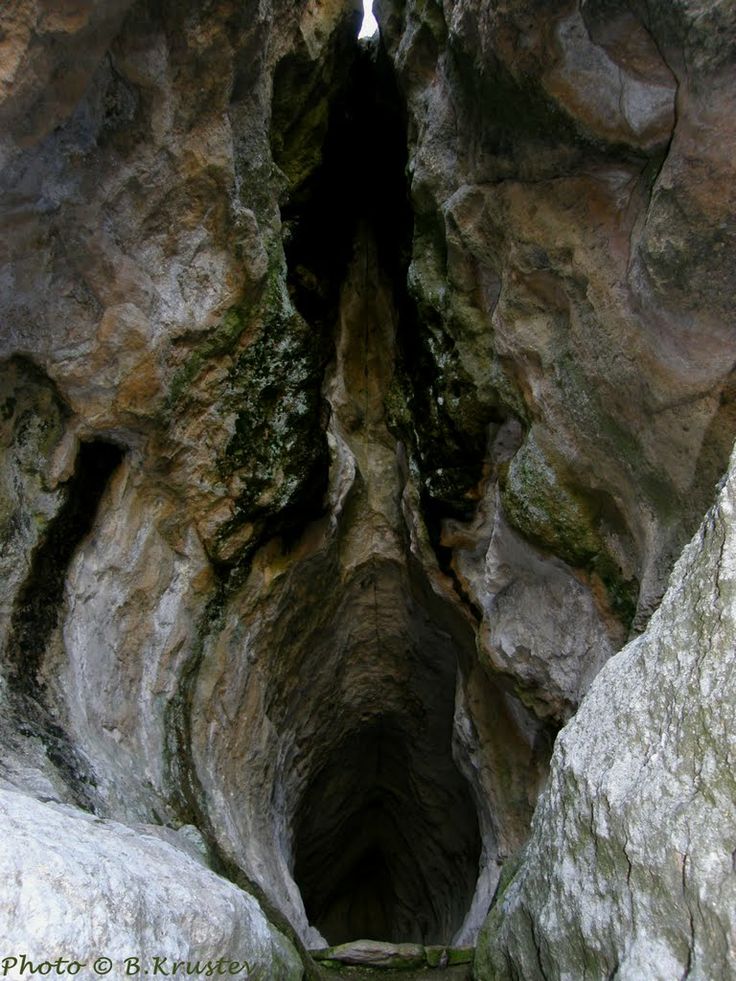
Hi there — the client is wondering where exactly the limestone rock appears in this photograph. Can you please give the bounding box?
[476,447,736,978]
[378,0,736,711]
[312,940,426,968]
[311,941,475,970]
[0,0,735,968]
[0,785,302,981]
[0,359,68,657]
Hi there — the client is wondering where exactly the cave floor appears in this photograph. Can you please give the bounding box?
[312,966,472,980]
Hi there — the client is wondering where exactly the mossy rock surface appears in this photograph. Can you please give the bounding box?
[312,941,425,970]
[311,941,474,975]
[313,966,472,980]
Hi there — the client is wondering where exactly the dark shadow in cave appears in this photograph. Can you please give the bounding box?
[290,559,484,949]
[271,25,411,340]
[294,714,482,945]
[5,437,124,811]
[7,439,124,693]
[267,17,487,949]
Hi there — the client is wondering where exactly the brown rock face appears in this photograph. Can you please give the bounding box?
[0,0,734,967]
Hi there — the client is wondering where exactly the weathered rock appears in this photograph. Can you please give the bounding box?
[476,446,736,978]
[0,785,302,980]
[0,358,68,658]
[312,940,426,969]
[377,0,736,713]
[0,0,734,968]
[183,230,527,948]
[311,941,475,970]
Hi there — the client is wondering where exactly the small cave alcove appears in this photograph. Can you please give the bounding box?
[292,713,482,945]
[8,438,125,693]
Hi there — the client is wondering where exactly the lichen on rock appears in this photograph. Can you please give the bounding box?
[0,0,735,973]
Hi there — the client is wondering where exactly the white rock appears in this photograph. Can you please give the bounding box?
[478,448,736,979]
[0,787,303,981]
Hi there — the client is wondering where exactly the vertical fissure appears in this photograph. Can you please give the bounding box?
[7,439,124,694]
[5,438,124,810]
[269,33,485,947]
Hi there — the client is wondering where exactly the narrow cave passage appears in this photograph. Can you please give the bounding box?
[293,712,482,945]
[359,0,379,39]
[267,20,486,949]
[182,8,560,952]
[270,20,412,338]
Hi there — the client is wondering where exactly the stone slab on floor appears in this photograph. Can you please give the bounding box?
[310,941,474,978]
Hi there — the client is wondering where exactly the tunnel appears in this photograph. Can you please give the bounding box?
[264,546,488,946]
[293,696,482,945]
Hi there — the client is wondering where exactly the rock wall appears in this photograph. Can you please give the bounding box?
[0,785,301,980]
[476,443,736,980]
[376,0,736,707]
[0,0,734,972]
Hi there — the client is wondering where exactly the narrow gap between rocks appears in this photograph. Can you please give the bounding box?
[271,35,484,948]
[7,439,124,694]
[359,0,379,39]
[6,436,124,811]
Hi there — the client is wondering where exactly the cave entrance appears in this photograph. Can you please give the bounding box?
[270,6,483,950]
[293,709,482,946]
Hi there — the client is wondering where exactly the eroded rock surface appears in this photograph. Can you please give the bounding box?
[0,785,301,980]
[476,445,736,980]
[376,0,736,711]
[0,0,734,971]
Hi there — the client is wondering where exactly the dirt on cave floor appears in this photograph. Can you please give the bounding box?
[311,966,473,980]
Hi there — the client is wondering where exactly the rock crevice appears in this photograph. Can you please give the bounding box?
[0,0,734,974]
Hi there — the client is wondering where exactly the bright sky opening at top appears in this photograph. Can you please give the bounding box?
[359,0,378,38]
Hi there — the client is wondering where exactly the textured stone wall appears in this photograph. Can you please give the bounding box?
[476,442,736,979]
[0,0,734,972]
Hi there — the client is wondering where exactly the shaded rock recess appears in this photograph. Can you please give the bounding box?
[0,0,735,977]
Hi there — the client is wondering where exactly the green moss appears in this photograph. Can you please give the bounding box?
[446,948,474,966]
[166,305,251,411]
[165,239,328,568]
[473,852,528,980]
[391,292,500,519]
[424,947,445,968]
[501,433,600,567]
[272,93,332,193]
[501,431,639,626]
[217,281,327,518]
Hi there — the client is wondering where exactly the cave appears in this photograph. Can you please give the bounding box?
[287,557,485,947]
[183,11,557,952]
[268,39,488,944]
[2,0,736,974]
[293,715,481,945]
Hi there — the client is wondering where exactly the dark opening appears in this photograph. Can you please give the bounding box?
[272,24,484,948]
[294,713,481,945]
[7,439,124,693]
[4,437,124,810]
